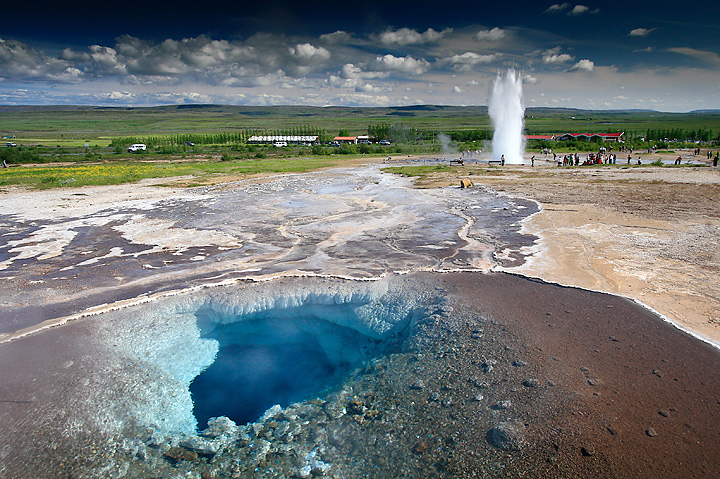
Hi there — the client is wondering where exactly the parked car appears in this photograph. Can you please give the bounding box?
[379,140,391,146]
[6,142,17,147]
[127,143,147,152]
[273,141,288,147]
[183,141,195,146]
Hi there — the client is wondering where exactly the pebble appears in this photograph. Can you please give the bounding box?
[410,379,426,390]
[490,421,526,451]
[493,400,512,410]
[412,441,429,454]
[481,360,496,374]
[523,379,539,388]
[164,446,198,463]
[580,445,595,456]
[659,410,670,417]
[646,428,658,437]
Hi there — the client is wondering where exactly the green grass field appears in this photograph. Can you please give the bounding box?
[0,156,362,189]
[4,105,720,143]
[2,104,719,189]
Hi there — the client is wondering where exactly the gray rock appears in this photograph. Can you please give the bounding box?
[178,436,220,456]
[202,416,238,438]
[490,421,526,451]
[410,379,426,390]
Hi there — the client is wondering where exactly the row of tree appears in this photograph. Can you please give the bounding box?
[643,128,720,142]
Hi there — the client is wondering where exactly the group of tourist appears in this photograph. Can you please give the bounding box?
[550,151,619,167]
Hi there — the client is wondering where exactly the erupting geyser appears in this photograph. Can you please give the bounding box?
[489,68,525,165]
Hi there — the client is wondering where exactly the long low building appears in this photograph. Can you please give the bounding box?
[247,135,319,145]
[524,132,624,142]
[554,132,625,142]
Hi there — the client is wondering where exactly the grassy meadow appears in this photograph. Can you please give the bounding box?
[1,104,719,189]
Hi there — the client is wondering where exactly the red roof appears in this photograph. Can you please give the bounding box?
[524,134,555,140]
[333,136,357,141]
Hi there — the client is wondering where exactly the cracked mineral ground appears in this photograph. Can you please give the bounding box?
[1,165,719,478]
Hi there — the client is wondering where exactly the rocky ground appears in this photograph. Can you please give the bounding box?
[2,157,719,478]
[397,157,720,347]
[11,272,715,479]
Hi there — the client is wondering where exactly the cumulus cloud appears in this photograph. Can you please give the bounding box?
[376,54,430,75]
[288,43,331,62]
[569,59,595,71]
[523,74,539,84]
[475,28,505,41]
[543,48,574,64]
[545,3,571,13]
[319,31,352,44]
[354,83,392,93]
[377,28,452,45]
[452,86,464,93]
[0,38,82,82]
[628,28,656,37]
[441,52,498,71]
[339,63,388,80]
[545,3,598,15]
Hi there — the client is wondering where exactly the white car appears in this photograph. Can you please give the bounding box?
[273,141,287,147]
[127,143,147,152]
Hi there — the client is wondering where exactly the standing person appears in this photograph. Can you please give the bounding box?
[627,155,631,164]
[714,153,718,168]
[531,155,535,167]
[500,155,505,166]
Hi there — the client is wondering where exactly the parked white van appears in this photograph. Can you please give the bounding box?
[127,143,147,152]
[273,141,288,147]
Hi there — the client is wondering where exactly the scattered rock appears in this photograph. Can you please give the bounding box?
[179,436,220,456]
[481,359,496,374]
[523,379,539,388]
[490,421,526,451]
[412,441,429,454]
[202,416,238,438]
[659,410,671,417]
[587,378,602,386]
[513,359,528,367]
[646,428,658,437]
[492,400,512,410]
[472,393,485,402]
[164,446,198,463]
[410,379,426,390]
[580,445,596,456]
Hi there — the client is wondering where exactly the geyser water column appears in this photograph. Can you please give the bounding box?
[489,68,525,164]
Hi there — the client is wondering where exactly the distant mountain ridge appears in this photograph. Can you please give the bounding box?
[1,104,718,117]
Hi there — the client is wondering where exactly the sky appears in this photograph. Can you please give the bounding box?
[1,0,719,112]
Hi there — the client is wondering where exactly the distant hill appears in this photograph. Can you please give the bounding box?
[1,104,718,117]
